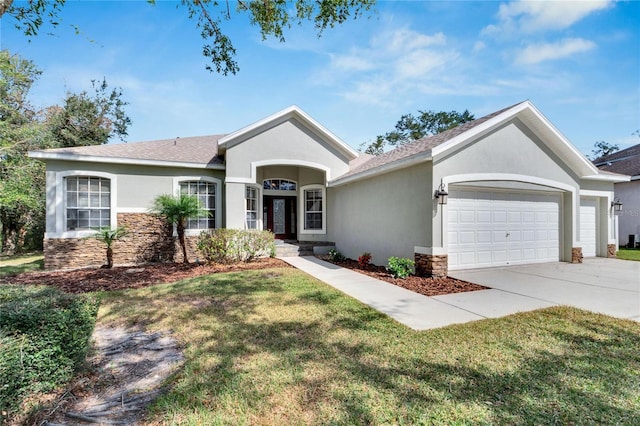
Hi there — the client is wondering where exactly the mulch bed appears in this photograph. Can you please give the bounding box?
[320,256,488,297]
[1,258,291,294]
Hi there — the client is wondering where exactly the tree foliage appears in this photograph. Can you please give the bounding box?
[0,50,130,255]
[591,140,619,160]
[361,109,475,155]
[151,194,205,264]
[2,0,376,75]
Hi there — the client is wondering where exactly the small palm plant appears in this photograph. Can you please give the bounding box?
[94,226,128,269]
[151,194,205,264]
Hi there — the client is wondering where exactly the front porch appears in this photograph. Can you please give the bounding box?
[274,240,335,257]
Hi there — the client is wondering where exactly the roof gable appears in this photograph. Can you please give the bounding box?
[332,101,604,185]
[218,105,358,160]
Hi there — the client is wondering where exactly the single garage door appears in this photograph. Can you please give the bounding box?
[448,187,561,269]
[579,198,597,257]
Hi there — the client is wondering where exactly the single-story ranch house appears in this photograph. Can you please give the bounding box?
[593,143,640,247]
[29,101,629,276]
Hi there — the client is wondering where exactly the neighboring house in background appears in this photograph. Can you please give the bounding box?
[593,144,640,247]
[29,101,628,275]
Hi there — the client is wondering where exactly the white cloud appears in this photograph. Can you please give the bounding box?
[483,0,613,35]
[516,38,596,64]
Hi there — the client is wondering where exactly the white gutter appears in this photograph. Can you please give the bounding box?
[581,173,630,183]
[28,151,226,170]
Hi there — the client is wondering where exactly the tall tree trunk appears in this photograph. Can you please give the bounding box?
[177,222,189,264]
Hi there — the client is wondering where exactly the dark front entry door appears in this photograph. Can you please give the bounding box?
[264,196,296,240]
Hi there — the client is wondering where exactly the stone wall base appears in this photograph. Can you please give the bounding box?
[571,247,583,264]
[415,253,448,278]
[44,213,203,270]
[607,244,616,258]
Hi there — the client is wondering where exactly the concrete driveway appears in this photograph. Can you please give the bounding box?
[449,257,640,323]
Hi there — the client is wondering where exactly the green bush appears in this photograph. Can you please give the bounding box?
[387,256,415,279]
[327,248,345,262]
[0,285,99,417]
[197,229,275,263]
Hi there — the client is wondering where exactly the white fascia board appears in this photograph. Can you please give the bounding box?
[329,150,432,187]
[28,151,226,170]
[582,173,631,183]
[218,105,358,160]
[631,175,640,181]
[430,103,528,158]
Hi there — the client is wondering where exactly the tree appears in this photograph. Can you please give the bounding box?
[93,226,128,268]
[47,78,131,147]
[0,50,131,255]
[151,194,205,264]
[591,140,619,160]
[361,109,475,155]
[1,0,375,75]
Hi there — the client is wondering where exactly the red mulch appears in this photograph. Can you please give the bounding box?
[2,256,487,297]
[322,257,488,297]
[1,258,291,294]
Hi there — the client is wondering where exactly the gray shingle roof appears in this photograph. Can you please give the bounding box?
[336,102,523,181]
[37,135,225,166]
[593,143,640,177]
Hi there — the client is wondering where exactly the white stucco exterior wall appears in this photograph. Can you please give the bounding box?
[615,180,640,245]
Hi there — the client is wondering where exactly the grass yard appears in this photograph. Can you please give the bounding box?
[97,267,640,425]
[617,248,640,261]
[0,253,44,278]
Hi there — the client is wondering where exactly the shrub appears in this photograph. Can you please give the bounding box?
[197,229,275,263]
[387,256,415,279]
[0,285,99,417]
[358,252,372,267]
[327,248,345,262]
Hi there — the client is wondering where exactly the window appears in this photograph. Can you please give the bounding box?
[179,180,216,229]
[65,176,111,231]
[263,179,296,191]
[245,186,258,229]
[304,188,323,230]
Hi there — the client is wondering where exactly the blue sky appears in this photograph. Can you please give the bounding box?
[2,0,639,156]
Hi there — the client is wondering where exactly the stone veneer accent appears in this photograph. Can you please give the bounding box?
[415,253,448,278]
[607,244,616,258]
[44,213,204,270]
[571,247,583,264]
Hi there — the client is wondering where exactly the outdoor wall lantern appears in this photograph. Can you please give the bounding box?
[435,182,449,205]
[611,198,623,212]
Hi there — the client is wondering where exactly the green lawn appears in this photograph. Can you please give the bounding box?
[0,254,44,278]
[97,268,640,425]
[617,248,640,261]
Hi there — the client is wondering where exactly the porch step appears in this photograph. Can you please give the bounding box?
[275,241,335,257]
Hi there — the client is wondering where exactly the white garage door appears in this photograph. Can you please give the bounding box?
[580,198,597,257]
[448,187,561,269]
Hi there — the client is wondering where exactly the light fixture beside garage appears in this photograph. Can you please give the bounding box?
[435,182,449,205]
[611,198,623,212]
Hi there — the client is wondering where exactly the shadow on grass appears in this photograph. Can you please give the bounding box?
[99,269,640,424]
[0,259,44,279]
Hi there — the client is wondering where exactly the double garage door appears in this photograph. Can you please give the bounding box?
[448,187,561,269]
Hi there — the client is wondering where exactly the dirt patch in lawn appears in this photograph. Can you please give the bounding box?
[318,256,489,297]
[1,258,291,293]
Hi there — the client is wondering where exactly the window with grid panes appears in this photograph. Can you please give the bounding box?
[65,176,111,230]
[179,181,216,229]
[245,186,258,229]
[304,188,323,230]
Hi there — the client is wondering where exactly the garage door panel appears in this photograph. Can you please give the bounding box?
[449,188,561,269]
[580,198,597,257]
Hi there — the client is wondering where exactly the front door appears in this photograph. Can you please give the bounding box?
[264,196,296,240]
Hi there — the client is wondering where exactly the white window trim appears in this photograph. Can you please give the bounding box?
[245,184,262,230]
[49,170,118,239]
[172,176,222,236]
[299,184,326,235]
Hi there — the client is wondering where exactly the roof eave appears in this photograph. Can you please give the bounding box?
[28,151,226,170]
[218,105,359,160]
[582,173,631,183]
[329,151,433,187]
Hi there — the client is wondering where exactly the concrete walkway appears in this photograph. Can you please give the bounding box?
[281,256,640,330]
